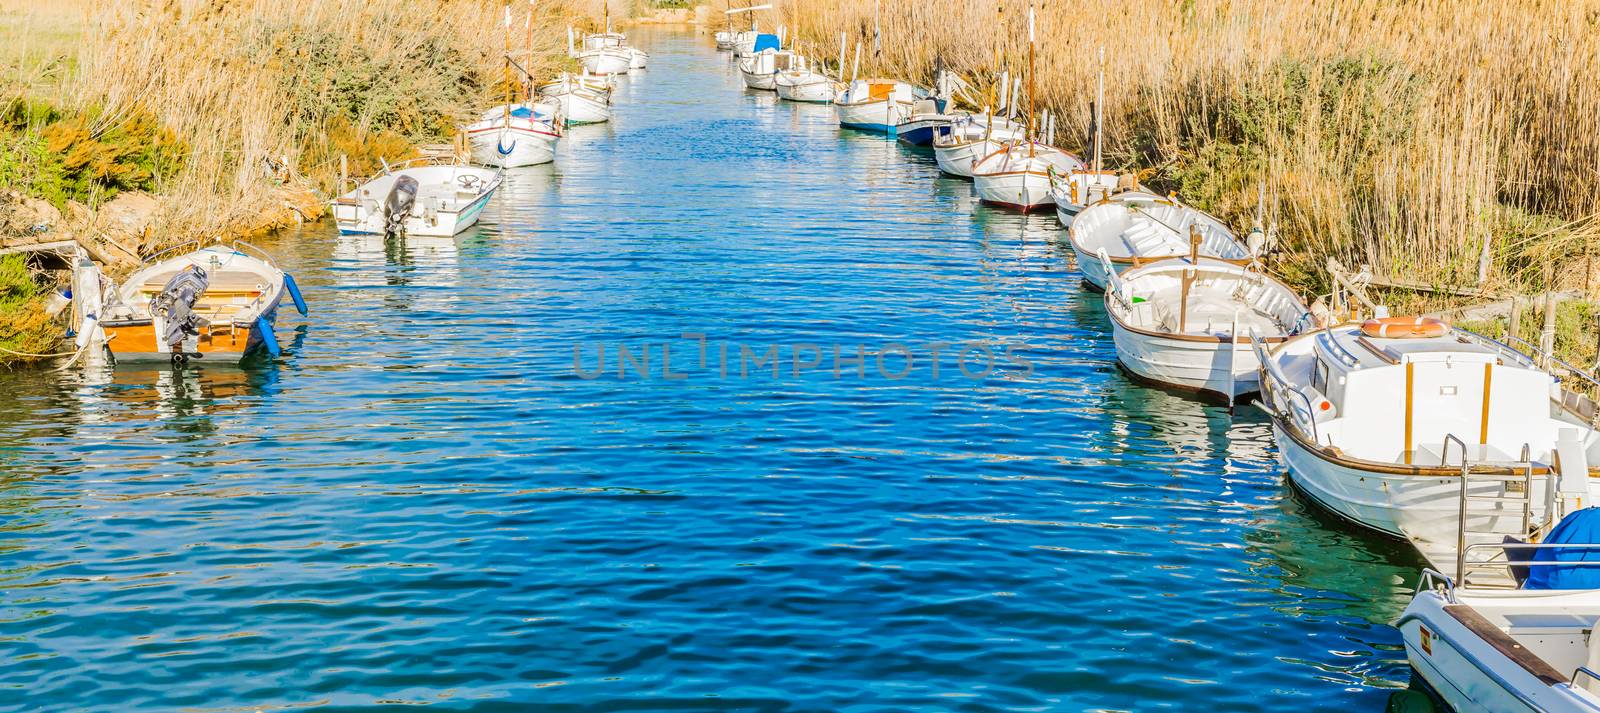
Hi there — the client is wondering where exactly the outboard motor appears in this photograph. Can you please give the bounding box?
[383,174,419,238]
[149,265,209,360]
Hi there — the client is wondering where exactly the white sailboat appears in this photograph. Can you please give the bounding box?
[932,71,1025,177]
[467,4,561,168]
[1067,194,1252,289]
[969,7,1080,211]
[1101,255,1310,400]
[331,159,502,238]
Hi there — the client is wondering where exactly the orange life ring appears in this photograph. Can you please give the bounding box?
[1360,316,1449,339]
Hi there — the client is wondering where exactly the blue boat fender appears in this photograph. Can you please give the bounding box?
[256,317,282,357]
[284,273,308,316]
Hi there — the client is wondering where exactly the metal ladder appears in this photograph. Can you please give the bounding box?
[1444,434,1545,587]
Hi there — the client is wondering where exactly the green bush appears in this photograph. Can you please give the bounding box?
[0,98,186,207]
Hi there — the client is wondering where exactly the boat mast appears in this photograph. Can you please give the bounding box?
[502,2,512,129]
[1026,3,1035,158]
[1093,46,1104,174]
[525,0,535,104]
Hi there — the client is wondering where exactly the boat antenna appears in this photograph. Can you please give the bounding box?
[1093,46,1104,174]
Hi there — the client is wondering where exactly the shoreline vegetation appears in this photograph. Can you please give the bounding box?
[0,0,607,364]
[2,0,1598,372]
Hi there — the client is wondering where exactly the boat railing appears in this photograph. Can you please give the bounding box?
[1452,439,1546,585]
[1416,567,1456,603]
[229,240,279,269]
[1575,667,1600,692]
[139,239,204,266]
[1317,324,1361,368]
[1253,330,1319,444]
[1460,541,1600,591]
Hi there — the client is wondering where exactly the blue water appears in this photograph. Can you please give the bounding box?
[0,28,1427,712]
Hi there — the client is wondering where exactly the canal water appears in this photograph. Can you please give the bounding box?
[1,27,1426,713]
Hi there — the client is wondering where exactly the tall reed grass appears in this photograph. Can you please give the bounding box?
[70,0,604,244]
[779,0,1600,297]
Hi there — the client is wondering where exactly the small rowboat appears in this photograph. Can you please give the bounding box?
[332,160,502,238]
[1067,193,1252,289]
[1050,169,1122,227]
[97,242,308,364]
[538,74,612,125]
[774,62,837,103]
[1102,256,1310,399]
[932,115,1024,177]
[970,140,1083,211]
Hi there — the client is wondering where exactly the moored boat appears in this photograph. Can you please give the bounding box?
[464,103,561,168]
[970,140,1083,212]
[774,60,838,103]
[737,36,791,91]
[835,78,924,134]
[1068,194,1252,289]
[97,242,307,364]
[714,30,735,50]
[932,114,1025,177]
[1103,256,1310,400]
[538,73,612,125]
[332,160,502,238]
[1258,318,1600,550]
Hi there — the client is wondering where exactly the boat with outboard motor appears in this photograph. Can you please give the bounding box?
[332,159,502,238]
[95,242,307,364]
[1102,255,1310,400]
[1068,193,1254,290]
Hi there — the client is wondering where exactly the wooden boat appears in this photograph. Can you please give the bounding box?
[932,114,1025,177]
[714,30,735,51]
[1068,194,1252,289]
[774,56,837,103]
[738,38,792,91]
[835,78,924,133]
[332,160,502,237]
[892,70,959,145]
[97,242,307,364]
[1259,320,1600,546]
[538,73,612,125]
[1102,256,1310,400]
[970,140,1083,211]
[464,103,561,168]
[572,27,634,75]
[1050,47,1121,227]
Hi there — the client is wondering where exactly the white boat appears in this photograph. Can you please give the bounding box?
[1068,194,1253,289]
[714,30,735,50]
[332,160,502,238]
[932,114,1025,177]
[739,43,794,91]
[774,62,837,103]
[835,78,923,133]
[538,74,612,125]
[1050,170,1123,226]
[578,45,632,75]
[537,72,613,96]
[732,30,759,57]
[1401,531,1600,713]
[627,47,648,70]
[96,242,305,364]
[1260,319,1600,548]
[1102,256,1310,399]
[464,103,561,168]
[970,140,1084,212]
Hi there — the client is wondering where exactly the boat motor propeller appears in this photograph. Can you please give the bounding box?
[383,174,419,238]
[149,265,210,362]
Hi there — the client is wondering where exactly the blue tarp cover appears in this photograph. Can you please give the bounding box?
[510,106,534,119]
[1526,507,1600,589]
[753,34,780,52]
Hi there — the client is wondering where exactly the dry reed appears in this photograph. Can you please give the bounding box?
[778,0,1600,297]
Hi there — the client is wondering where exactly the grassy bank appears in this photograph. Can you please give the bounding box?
[0,0,607,363]
[777,0,1600,328]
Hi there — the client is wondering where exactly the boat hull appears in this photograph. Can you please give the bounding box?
[973,170,1054,211]
[467,126,557,168]
[836,99,900,134]
[542,90,611,124]
[1070,241,1119,289]
[103,303,279,364]
[1274,419,1556,544]
[332,167,501,238]
[579,50,631,76]
[894,117,950,146]
[933,138,1004,178]
[741,69,777,90]
[1111,322,1262,398]
[1397,591,1600,713]
[775,79,835,103]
